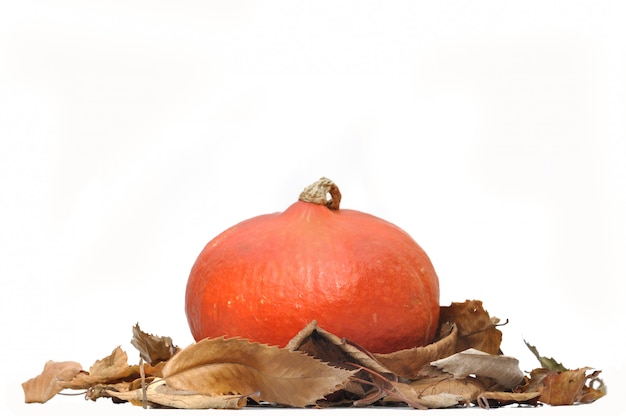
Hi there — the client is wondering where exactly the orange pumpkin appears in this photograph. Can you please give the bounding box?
[185,178,440,353]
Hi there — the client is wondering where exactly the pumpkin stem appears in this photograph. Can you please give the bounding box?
[299,177,342,210]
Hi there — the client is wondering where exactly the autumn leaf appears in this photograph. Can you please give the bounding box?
[403,372,486,403]
[431,348,524,389]
[382,372,541,409]
[525,367,606,405]
[413,392,467,409]
[104,378,252,409]
[162,337,355,407]
[439,300,503,354]
[524,340,568,372]
[374,322,458,380]
[59,346,133,389]
[385,380,467,409]
[477,391,541,409]
[382,377,476,408]
[22,361,83,403]
[287,320,392,374]
[131,324,178,365]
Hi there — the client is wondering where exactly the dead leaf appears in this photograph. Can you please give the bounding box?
[405,372,486,403]
[131,324,178,365]
[88,346,132,379]
[59,346,133,389]
[127,360,167,379]
[388,381,467,408]
[579,370,607,404]
[431,348,524,389]
[345,361,473,409]
[85,380,143,403]
[477,391,541,408]
[374,323,458,380]
[439,300,503,354]
[22,361,83,403]
[524,340,568,372]
[526,367,607,405]
[414,392,467,408]
[104,378,251,409]
[162,337,355,407]
[287,320,392,375]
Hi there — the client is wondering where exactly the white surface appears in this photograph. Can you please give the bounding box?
[1,1,624,414]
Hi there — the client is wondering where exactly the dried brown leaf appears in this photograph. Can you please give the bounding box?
[162,337,355,407]
[379,377,478,409]
[526,367,606,405]
[413,392,467,408]
[105,378,250,409]
[439,300,502,354]
[287,320,392,375]
[406,373,486,403]
[22,361,83,403]
[59,346,133,389]
[131,324,178,365]
[127,360,167,379]
[374,323,458,380]
[477,391,541,408]
[386,381,466,408]
[419,393,467,409]
[431,348,524,389]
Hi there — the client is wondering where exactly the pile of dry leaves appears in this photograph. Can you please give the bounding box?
[22,300,606,409]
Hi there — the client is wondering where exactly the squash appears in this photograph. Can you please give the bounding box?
[185,178,440,353]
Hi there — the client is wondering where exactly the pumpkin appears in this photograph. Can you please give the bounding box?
[185,178,440,353]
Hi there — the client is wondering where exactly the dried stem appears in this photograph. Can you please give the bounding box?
[298,177,342,210]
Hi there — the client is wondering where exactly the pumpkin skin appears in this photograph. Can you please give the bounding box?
[185,180,440,353]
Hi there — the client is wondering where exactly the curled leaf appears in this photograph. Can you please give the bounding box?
[162,337,355,407]
[439,300,503,354]
[526,367,606,405]
[131,324,178,365]
[431,348,524,389]
[59,346,133,389]
[384,378,472,408]
[105,378,251,409]
[374,323,458,379]
[405,372,486,403]
[22,361,83,403]
[415,392,467,408]
[287,320,392,375]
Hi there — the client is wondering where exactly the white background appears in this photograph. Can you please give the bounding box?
[1,1,624,415]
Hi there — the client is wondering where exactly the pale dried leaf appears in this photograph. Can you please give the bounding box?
[431,348,523,389]
[60,346,133,389]
[374,323,458,379]
[407,373,486,402]
[127,360,167,379]
[384,381,467,409]
[131,324,178,365]
[285,320,319,351]
[22,361,83,403]
[106,378,250,409]
[477,391,541,408]
[415,393,467,408]
[162,337,355,407]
